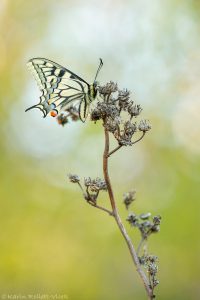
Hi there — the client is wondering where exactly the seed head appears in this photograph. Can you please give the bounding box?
[98,81,118,95]
[138,120,151,132]
[118,89,131,111]
[126,213,139,227]
[123,190,136,209]
[68,174,80,183]
[84,177,107,192]
[128,104,142,118]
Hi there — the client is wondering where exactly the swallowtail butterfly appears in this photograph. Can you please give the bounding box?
[25,58,103,122]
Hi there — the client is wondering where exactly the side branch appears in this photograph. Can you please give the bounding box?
[87,201,114,216]
[108,145,122,157]
[108,131,146,158]
[77,182,113,216]
[132,131,146,145]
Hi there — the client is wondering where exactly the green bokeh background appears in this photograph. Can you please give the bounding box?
[0,1,200,299]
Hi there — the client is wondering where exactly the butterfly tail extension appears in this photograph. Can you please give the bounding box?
[25,103,48,118]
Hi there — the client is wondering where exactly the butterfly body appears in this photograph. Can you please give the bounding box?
[26,58,103,122]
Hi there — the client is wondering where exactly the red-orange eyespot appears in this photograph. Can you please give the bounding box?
[50,111,58,117]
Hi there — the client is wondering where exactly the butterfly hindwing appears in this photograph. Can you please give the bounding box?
[26,58,91,121]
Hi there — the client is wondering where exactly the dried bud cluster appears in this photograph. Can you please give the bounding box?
[56,81,151,150]
[117,120,137,146]
[127,212,161,239]
[91,82,151,146]
[128,104,142,118]
[118,89,131,111]
[138,120,151,132]
[139,255,159,292]
[98,81,118,95]
[84,177,107,192]
[68,174,80,183]
[126,212,138,226]
[67,174,107,204]
[123,190,136,209]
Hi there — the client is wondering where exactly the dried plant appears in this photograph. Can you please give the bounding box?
[64,82,161,299]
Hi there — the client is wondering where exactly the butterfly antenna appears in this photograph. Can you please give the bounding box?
[94,58,103,81]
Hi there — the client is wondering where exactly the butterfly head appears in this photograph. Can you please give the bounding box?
[93,80,99,89]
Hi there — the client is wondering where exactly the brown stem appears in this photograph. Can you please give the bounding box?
[77,183,113,216]
[103,127,153,300]
[77,182,84,193]
[137,237,146,256]
[108,145,122,157]
[132,131,146,145]
[88,201,114,216]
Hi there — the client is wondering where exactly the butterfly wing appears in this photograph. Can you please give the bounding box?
[26,58,91,120]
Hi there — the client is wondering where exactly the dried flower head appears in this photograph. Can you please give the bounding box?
[153,215,161,225]
[147,255,158,263]
[68,174,80,183]
[148,263,158,276]
[138,120,151,132]
[126,213,139,227]
[138,253,159,294]
[91,82,151,148]
[98,81,118,95]
[105,117,120,133]
[126,210,162,241]
[123,190,136,209]
[128,104,142,118]
[84,177,107,192]
[118,121,137,145]
[118,89,132,111]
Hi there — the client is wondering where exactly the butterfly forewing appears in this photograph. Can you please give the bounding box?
[26,58,92,121]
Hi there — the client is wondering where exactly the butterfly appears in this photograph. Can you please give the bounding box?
[25,58,103,122]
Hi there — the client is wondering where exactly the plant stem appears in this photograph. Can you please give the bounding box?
[77,182,113,216]
[132,131,146,145]
[108,145,122,157]
[137,237,146,256]
[87,201,114,216]
[103,127,153,300]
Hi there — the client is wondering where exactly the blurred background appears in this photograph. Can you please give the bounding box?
[0,0,200,299]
